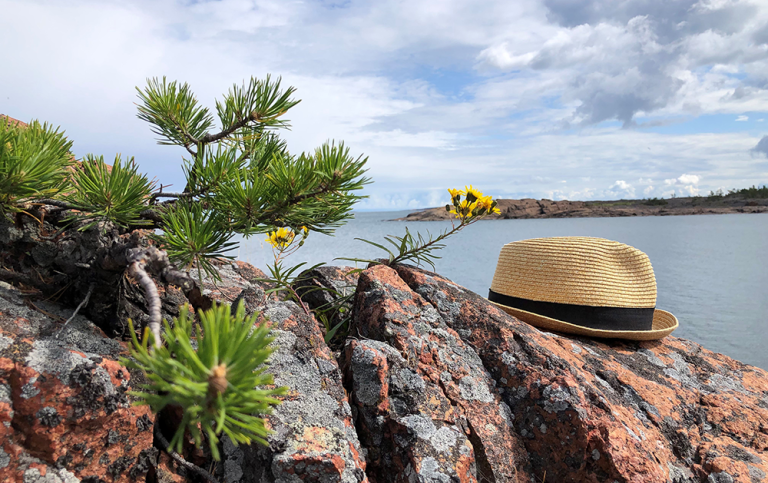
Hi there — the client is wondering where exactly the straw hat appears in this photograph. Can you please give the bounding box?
[489,237,678,340]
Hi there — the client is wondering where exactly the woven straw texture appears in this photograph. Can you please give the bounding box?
[489,236,678,340]
[490,237,657,308]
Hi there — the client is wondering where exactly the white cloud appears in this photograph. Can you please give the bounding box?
[0,0,766,209]
[357,130,460,150]
[478,44,538,70]
[660,173,702,196]
[478,1,768,126]
[736,115,749,121]
[678,174,701,185]
[678,184,701,196]
[607,180,636,198]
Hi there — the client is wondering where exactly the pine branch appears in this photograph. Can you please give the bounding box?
[199,115,255,144]
[139,209,164,224]
[167,110,201,147]
[149,192,194,202]
[33,199,78,210]
[285,183,336,206]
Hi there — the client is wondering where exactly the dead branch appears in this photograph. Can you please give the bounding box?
[124,245,197,347]
[128,261,162,347]
[55,282,95,338]
[154,423,219,483]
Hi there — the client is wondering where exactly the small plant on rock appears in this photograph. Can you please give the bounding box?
[0,119,74,214]
[343,185,500,269]
[122,302,286,461]
[65,154,155,230]
[260,225,318,313]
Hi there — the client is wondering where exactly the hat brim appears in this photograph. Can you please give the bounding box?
[490,301,678,341]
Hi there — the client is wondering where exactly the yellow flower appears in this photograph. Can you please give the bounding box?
[265,227,295,248]
[450,199,477,219]
[476,195,500,215]
[300,225,309,236]
[478,195,493,209]
[464,185,484,202]
[447,188,464,199]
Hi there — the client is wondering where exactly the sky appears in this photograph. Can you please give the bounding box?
[1,0,768,209]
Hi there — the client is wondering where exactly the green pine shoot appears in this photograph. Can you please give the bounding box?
[0,119,74,213]
[152,202,237,282]
[122,301,286,460]
[66,154,155,229]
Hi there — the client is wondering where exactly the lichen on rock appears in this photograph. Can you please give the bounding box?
[0,282,154,483]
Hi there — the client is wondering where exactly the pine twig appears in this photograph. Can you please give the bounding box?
[32,199,78,210]
[149,191,194,203]
[55,282,96,338]
[154,423,219,483]
[129,261,162,348]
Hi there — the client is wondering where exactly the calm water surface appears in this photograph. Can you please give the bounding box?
[239,212,768,369]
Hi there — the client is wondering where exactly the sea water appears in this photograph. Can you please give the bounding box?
[238,212,768,370]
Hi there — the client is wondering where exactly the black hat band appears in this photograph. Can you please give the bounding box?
[488,289,655,331]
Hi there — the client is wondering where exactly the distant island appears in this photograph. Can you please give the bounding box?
[396,186,768,221]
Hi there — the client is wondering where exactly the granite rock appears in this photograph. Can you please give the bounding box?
[202,266,369,483]
[344,264,532,483]
[394,264,768,483]
[2,245,766,483]
[0,281,154,483]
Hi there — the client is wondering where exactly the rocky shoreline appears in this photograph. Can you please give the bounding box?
[396,197,768,221]
[1,242,767,481]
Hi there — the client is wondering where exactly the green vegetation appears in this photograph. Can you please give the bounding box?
[587,200,636,207]
[120,76,369,460]
[643,197,667,206]
[137,76,370,281]
[0,76,371,465]
[708,185,768,199]
[151,201,237,283]
[66,155,155,230]
[0,120,74,213]
[341,185,499,270]
[123,302,285,460]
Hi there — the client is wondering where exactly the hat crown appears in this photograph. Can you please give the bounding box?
[490,237,657,308]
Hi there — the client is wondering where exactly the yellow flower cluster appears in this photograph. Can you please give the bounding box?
[265,227,295,249]
[265,225,310,252]
[446,185,500,221]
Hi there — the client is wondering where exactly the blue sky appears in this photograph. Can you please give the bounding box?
[1,0,767,209]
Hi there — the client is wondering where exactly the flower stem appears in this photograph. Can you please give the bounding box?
[389,220,468,267]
